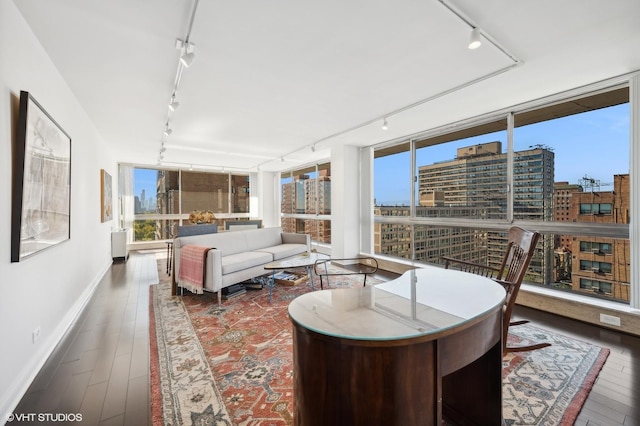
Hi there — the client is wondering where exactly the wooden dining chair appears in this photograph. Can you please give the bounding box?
[442,226,551,356]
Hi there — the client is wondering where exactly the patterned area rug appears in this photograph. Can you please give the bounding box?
[150,257,609,425]
[503,325,609,425]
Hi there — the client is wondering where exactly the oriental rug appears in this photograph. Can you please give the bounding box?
[149,255,609,426]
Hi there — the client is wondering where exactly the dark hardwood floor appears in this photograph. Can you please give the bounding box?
[11,251,640,425]
[12,251,158,426]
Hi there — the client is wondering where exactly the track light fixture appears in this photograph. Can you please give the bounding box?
[382,118,388,131]
[180,42,196,68]
[311,144,316,152]
[468,27,482,49]
[159,1,200,159]
[169,95,180,111]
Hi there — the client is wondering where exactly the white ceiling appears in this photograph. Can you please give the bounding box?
[14,0,640,172]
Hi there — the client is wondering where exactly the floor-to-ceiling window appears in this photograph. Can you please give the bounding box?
[513,87,630,301]
[120,166,252,241]
[280,163,331,244]
[373,83,631,304]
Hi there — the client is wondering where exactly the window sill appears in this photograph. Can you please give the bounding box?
[520,283,639,315]
[518,284,640,336]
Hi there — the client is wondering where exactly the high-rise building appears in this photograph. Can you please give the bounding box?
[552,181,583,283]
[553,181,583,250]
[376,142,555,283]
[140,189,146,211]
[281,171,331,243]
[569,174,630,301]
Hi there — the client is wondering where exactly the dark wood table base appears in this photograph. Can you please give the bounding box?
[291,309,502,426]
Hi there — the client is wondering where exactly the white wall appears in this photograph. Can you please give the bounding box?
[256,171,280,228]
[330,145,361,258]
[0,2,116,418]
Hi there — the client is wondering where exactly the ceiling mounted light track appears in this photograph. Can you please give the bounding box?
[157,0,200,162]
[382,118,388,130]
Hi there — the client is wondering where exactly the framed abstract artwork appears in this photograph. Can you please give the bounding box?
[100,169,113,222]
[11,91,72,262]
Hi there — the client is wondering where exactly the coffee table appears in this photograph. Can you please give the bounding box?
[263,252,329,301]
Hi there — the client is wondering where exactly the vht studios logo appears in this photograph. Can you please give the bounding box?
[6,412,83,422]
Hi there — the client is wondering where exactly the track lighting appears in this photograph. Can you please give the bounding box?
[311,144,316,152]
[180,43,196,68]
[382,118,388,131]
[164,127,173,136]
[468,27,482,49]
[160,146,167,153]
[169,96,180,111]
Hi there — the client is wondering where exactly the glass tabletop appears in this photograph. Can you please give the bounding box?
[288,266,506,341]
[264,252,329,270]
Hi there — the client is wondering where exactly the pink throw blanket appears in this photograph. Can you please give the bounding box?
[178,245,211,294]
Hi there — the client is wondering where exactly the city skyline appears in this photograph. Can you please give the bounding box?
[134,168,158,212]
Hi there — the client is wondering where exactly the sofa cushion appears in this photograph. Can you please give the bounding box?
[242,227,283,252]
[221,251,273,275]
[257,244,308,261]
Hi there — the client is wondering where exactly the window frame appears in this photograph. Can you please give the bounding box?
[371,79,633,306]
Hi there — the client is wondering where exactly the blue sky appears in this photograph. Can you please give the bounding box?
[134,169,157,202]
[374,103,629,205]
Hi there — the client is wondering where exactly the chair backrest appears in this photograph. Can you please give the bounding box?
[496,226,540,342]
[496,226,540,285]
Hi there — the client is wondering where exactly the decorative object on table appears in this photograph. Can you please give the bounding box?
[100,169,113,222]
[11,90,71,262]
[188,209,216,224]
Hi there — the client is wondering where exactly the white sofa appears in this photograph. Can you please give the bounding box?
[172,226,310,304]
